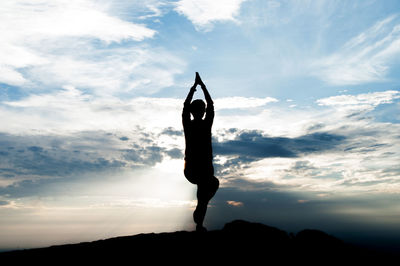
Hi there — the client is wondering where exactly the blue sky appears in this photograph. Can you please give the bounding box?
[0,0,400,250]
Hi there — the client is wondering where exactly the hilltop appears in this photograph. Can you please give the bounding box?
[1,220,396,264]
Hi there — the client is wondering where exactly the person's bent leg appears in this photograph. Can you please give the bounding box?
[184,164,198,185]
[207,176,219,201]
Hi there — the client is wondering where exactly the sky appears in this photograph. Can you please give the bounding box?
[0,0,400,251]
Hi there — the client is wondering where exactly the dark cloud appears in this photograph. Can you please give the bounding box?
[286,160,317,175]
[381,165,400,177]
[5,148,126,177]
[0,132,128,179]
[212,129,346,177]
[307,123,325,132]
[339,179,394,187]
[160,127,183,137]
[344,142,389,153]
[282,160,344,180]
[123,145,164,166]
[214,133,296,158]
[165,148,183,159]
[214,130,345,159]
[27,146,44,153]
[0,127,190,199]
[0,130,180,196]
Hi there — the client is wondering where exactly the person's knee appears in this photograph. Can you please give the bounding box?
[212,176,219,190]
[184,169,198,184]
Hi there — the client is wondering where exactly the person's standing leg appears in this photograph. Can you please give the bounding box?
[193,176,219,231]
[194,184,208,231]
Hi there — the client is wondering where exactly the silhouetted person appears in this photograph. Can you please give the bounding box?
[183,72,219,232]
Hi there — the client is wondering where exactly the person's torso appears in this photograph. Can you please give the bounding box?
[184,119,213,162]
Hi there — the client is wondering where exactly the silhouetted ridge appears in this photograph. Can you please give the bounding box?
[1,220,396,264]
[223,219,288,237]
[296,228,344,246]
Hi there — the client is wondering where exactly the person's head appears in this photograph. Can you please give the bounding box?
[190,99,206,120]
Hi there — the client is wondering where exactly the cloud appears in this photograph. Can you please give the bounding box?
[165,148,184,159]
[0,0,185,94]
[234,121,400,193]
[0,89,283,134]
[1,0,155,42]
[316,90,400,108]
[0,129,184,191]
[286,160,318,176]
[0,65,28,87]
[104,0,169,21]
[1,88,183,133]
[27,46,185,95]
[214,129,346,160]
[174,0,247,31]
[210,90,400,194]
[226,200,243,207]
[212,129,348,182]
[1,88,399,197]
[316,90,400,120]
[123,145,164,166]
[215,96,278,110]
[212,130,348,188]
[297,199,309,204]
[160,127,183,137]
[311,15,400,85]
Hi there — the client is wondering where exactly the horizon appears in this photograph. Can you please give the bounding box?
[1,0,400,251]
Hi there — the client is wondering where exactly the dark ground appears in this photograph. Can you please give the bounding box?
[1,220,398,264]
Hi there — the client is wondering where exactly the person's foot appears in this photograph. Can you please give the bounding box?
[196,225,207,232]
[193,208,200,224]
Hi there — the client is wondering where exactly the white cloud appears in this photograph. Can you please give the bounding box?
[311,15,400,85]
[0,0,155,43]
[26,46,185,95]
[226,200,243,207]
[174,0,247,31]
[1,88,182,133]
[316,90,400,107]
[0,89,281,134]
[215,96,277,110]
[316,90,400,120]
[0,0,182,93]
[0,65,28,86]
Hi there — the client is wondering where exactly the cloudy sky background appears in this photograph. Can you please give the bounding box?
[1,0,400,250]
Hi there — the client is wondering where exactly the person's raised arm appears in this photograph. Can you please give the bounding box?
[185,83,196,105]
[196,72,213,105]
[196,72,214,125]
[183,80,197,124]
